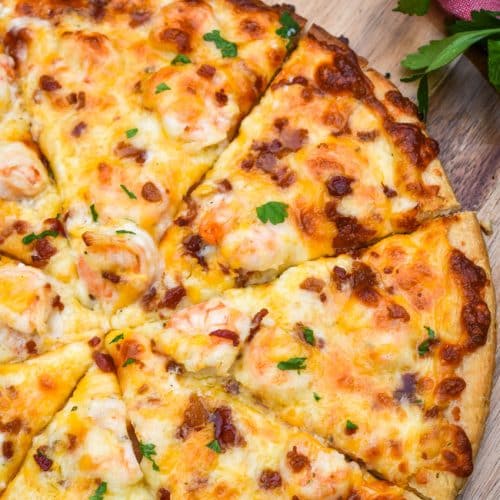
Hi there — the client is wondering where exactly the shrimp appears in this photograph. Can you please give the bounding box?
[0,141,49,201]
[0,54,14,116]
[197,198,234,245]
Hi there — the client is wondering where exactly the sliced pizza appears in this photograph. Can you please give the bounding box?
[0,342,92,492]
[112,29,458,327]
[3,363,151,499]
[141,212,494,499]
[1,0,296,312]
[106,327,416,499]
[0,256,108,363]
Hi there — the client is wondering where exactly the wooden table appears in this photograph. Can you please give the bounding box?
[284,1,499,498]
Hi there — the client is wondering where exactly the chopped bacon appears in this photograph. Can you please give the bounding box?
[197,64,216,79]
[102,271,121,283]
[92,351,115,373]
[2,441,14,459]
[141,182,162,202]
[32,238,57,266]
[211,406,246,450]
[39,75,61,92]
[176,394,209,440]
[247,308,268,342]
[71,121,87,137]
[216,179,232,192]
[387,303,410,322]
[0,418,21,434]
[182,234,207,268]
[215,89,228,106]
[88,336,101,348]
[157,488,171,500]
[326,175,354,197]
[382,184,397,198]
[159,285,186,309]
[33,448,52,471]
[224,378,240,394]
[287,446,310,472]
[259,469,282,489]
[51,294,64,311]
[209,329,240,346]
[300,277,325,293]
[26,340,37,354]
[115,141,147,164]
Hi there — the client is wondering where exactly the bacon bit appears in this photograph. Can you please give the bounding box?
[224,378,240,395]
[51,294,64,311]
[300,277,325,293]
[287,446,310,472]
[44,217,66,237]
[382,184,397,198]
[247,308,268,342]
[102,271,121,284]
[387,303,410,322]
[13,220,28,234]
[255,151,277,172]
[39,75,61,92]
[126,422,142,462]
[115,141,147,164]
[439,343,463,365]
[160,28,191,53]
[357,130,378,141]
[393,373,417,403]
[182,234,207,268]
[174,197,198,227]
[157,488,171,500]
[279,127,308,151]
[142,286,157,311]
[71,121,87,137]
[26,340,37,354]
[215,89,228,106]
[141,182,162,202]
[197,64,216,79]
[436,377,466,401]
[88,336,101,348]
[129,9,152,27]
[67,433,78,451]
[66,91,86,109]
[4,27,30,70]
[424,406,440,419]
[326,175,354,197]
[235,268,251,288]
[166,360,184,374]
[331,265,350,290]
[92,351,115,373]
[159,285,186,309]
[209,329,240,346]
[176,394,209,440]
[351,262,379,306]
[34,448,53,471]
[211,406,246,450]
[273,166,296,188]
[273,117,288,131]
[32,238,57,266]
[259,469,282,489]
[216,179,232,192]
[2,441,14,459]
[0,418,21,434]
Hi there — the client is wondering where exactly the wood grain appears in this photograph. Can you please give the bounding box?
[282,1,500,498]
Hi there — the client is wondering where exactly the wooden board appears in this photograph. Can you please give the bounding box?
[283,1,500,498]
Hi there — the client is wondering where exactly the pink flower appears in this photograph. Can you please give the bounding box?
[436,0,500,20]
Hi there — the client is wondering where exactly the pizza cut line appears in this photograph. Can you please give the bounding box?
[0,1,496,499]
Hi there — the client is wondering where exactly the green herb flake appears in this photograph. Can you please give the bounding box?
[206,439,222,453]
[393,0,430,16]
[155,82,171,94]
[313,392,321,402]
[302,327,315,346]
[90,203,98,222]
[89,482,107,500]
[171,54,191,65]
[110,333,124,344]
[139,442,160,471]
[277,357,307,373]
[418,326,437,356]
[125,128,138,138]
[346,419,358,431]
[120,184,137,199]
[116,230,136,235]
[122,358,136,367]
[203,30,238,58]
[22,229,59,245]
[71,406,78,412]
[256,201,288,225]
[276,11,300,47]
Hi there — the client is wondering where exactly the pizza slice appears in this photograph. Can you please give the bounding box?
[106,327,416,499]
[112,29,458,327]
[0,341,92,492]
[139,212,494,499]
[3,362,151,499]
[1,0,297,313]
[0,256,108,363]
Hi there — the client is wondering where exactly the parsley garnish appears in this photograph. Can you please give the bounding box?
[256,201,288,224]
[122,358,136,367]
[71,406,78,412]
[417,326,436,356]
[110,333,124,344]
[313,392,321,402]
[203,30,238,58]
[171,54,191,65]
[139,442,160,471]
[155,82,171,94]
[277,357,307,373]
[90,203,98,222]
[276,11,300,49]
[116,230,136,235]
[120,184,137,199]
[393,0,430,16]
[206,439,222,453]
[302,327,315,346]
[89,481,107,500]
[22,230,59,245]
[125,128,138,138]
[346,419,358,431]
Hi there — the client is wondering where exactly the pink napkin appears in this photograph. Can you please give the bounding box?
[436,0,500,19]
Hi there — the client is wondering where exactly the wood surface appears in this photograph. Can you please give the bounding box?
[282,1,500,498]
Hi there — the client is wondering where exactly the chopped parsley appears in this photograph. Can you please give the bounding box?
[139,442,160,471]
[90,203,98,222]
[206,439,222,453]
[89,482,107,500]
[122,358,136,367]
[276,11,300,49]
[71,406,78,412]
[116,229,136,235]
[203,30,237,58]
[277,357,307,373]
[346,419,358,431]
[171,54,191,65]
[418,326,436,356]
[110,333,124,344]
[256,201,288,225]
[155,82,171,94]
[22,230,59,245]
[120,184,137,199]
[313,392,321,402]
[125,128,138,138]
[302,327,315,346]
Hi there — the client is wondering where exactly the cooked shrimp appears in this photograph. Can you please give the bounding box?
[197,198,234,245]
[0,54,14,116]
[0,141,49,201]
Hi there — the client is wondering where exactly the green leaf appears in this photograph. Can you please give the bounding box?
[488,38,500,90]
[120,184,137,199]
[206,439,222,453]
[402,29,500,72]
[302,327,315,346]
[125,128,138,138]
[110,333,124,344]
[424,326,436,339]
[171,54,191,65]
[277,357,307,372]
[89,482,107,500]
[313,392,321,402]
[346,419,358,431]
[276,11,300,42]
[155,82,171,94]
[417,74,429,121]
[418,326,437,356]
[400,73,426,82]
[393,0,430,16]
[90,203,98,222]
[122,358,136,367]
[256,201,288,225]
[448,10,500,34]
[139,442,160,471]
[203,30,237,58]
[116,230,136,235]
[22,229,59,245]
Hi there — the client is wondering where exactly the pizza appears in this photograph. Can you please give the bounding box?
[0,1,495,499]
